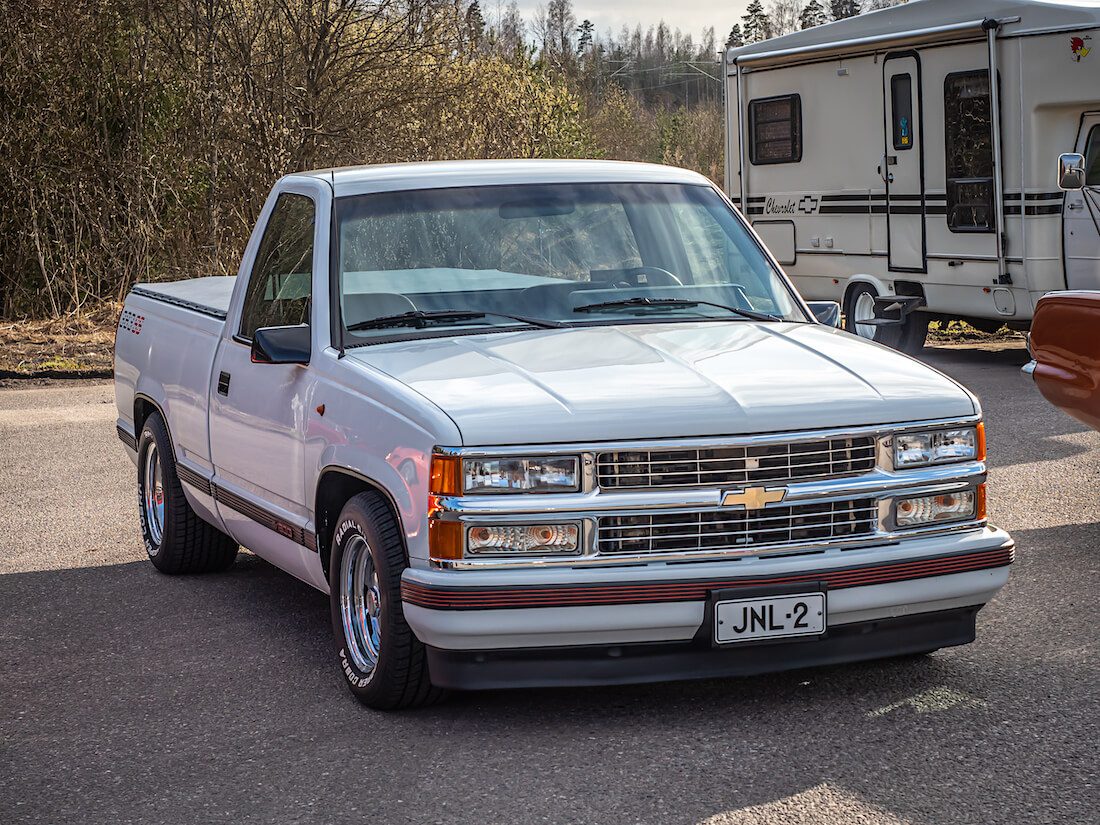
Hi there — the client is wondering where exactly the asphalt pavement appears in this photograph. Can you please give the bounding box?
[1,344,1098,825]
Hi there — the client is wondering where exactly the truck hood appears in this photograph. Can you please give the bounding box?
[345,322,976,445]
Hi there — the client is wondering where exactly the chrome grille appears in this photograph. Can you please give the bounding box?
[597,436,877,490]
[597,498,877,555]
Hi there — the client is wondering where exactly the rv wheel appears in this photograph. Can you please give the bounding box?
[844,285,926,354]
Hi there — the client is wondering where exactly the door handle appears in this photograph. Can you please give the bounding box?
[877,155,893,184]
[217,371,231,396]
[1069,202,1084,210]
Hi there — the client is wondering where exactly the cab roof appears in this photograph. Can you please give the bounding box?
[289,159,713,198]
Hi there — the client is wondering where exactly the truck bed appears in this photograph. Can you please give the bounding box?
[115,276,238,481]
[130,276,237,319]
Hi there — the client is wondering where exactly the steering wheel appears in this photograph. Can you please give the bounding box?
[612,266,684,288]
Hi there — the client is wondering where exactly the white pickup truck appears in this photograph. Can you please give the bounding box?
[114,159,1014,709]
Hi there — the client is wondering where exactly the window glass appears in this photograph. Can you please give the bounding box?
[944,70,994,232]
[668,203,785,314]
[749,95,802,164]
[1084,125,1100,186]
[334,183,805,345]
[890,74,913,151]
[341,197,641,281]
[239,193,315,339]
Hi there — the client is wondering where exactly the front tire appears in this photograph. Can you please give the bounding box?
[329,492,444,709]
[137,411,238,574]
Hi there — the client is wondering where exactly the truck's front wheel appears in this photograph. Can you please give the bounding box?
[137,411,238,574]
[329,493,444,709]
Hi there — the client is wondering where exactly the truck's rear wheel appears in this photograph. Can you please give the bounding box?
[137,412,238,574]
[844,284,927,355]
[329,492,445,709]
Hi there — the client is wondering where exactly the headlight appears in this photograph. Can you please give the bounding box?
[462,456,579,494]
[894,485,985,528]
[893,425,983,468]
[467,523,580,556]
[429,454,581,495]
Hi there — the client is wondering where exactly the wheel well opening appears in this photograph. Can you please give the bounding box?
[133,396,158,437]
[893,280,927,303]
[315,471,403,579]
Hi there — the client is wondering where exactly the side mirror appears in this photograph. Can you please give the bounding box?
[806,301,842,328]
[1058,153,1086,190]
[251,325,311,365]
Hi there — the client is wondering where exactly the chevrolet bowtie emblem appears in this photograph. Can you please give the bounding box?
[721,487,787,509]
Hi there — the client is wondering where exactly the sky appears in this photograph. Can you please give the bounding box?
[499,1,753,43]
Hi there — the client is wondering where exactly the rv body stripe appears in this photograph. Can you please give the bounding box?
[747,191,1063,218]
[750,192,1057,204]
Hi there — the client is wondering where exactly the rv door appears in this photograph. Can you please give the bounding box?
[1064,114,1100,289]
[883,55,926,273]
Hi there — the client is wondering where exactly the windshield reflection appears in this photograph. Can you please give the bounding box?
[335,182,805,345]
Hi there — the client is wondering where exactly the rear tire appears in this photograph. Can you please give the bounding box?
[329,492,445,710]
[137,412,238,574]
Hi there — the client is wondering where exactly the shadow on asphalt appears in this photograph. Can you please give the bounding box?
[3,518,1098,825]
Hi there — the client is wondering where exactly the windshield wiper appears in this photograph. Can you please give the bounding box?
[572,296,782,322]
[347,309,564,332]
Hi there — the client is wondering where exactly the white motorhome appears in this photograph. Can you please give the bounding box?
[724,0,1100,352]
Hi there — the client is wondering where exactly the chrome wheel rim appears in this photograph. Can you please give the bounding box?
[340,534,382,674]
[142,442,165,549]
[852,292,878,340]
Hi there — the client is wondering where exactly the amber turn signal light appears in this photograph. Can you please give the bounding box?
[429,519,463,561]
[429,455,461,496]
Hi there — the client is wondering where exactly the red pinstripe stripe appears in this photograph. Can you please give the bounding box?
[402,547,1013,610]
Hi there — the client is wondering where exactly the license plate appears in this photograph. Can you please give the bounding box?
[714,592,826,644]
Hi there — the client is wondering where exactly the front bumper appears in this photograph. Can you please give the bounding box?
[401,526,1012,687]
[425,606,981,690]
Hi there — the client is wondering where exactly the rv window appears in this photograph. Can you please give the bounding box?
[944,70,994,232]
[749,95,802,165]
[1084,126,1100,186]
[890,74,913,151]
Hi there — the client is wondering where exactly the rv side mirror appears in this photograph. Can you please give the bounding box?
[807,301,842,327]
[1058,153,1086,190]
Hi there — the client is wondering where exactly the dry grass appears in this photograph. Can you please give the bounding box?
[926,320,1027,347]
[0,303,120,376]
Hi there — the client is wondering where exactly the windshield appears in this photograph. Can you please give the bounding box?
[335,182,806,345]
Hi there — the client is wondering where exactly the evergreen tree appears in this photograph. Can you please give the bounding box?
[800,0,828,29]
[725,24,743,48]
[465,1,485,46]
[742,0,772,44]
[830,0,862,19]
[577,19,594,53]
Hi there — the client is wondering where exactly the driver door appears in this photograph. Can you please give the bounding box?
[208,189,322,583]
